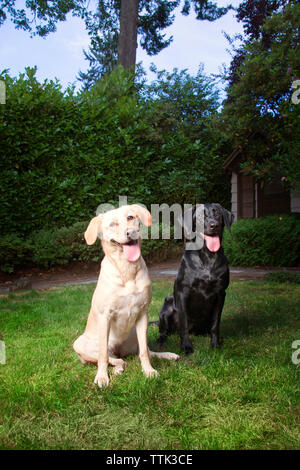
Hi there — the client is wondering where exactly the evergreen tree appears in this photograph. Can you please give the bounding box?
[223,0,289,89]
[221,2,300,188]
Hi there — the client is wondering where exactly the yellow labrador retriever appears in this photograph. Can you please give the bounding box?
[73,204,179,387]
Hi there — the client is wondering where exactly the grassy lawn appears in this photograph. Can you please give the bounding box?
[0,280,299,450]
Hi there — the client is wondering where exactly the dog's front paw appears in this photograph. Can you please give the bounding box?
[210,337,223,348]
[166,352,180,361]
[94,373,109,388]
[113,360,126,376]
[144,367,159,379]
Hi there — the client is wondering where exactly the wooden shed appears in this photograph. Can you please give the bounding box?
[224,147,300,221]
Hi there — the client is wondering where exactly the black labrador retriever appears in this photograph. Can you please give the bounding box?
[157,203,234,354]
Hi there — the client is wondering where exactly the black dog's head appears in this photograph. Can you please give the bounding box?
[203,203,234,237]
[181,203,234,252]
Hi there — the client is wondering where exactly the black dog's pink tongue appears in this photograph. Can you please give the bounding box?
[203,234,220,252]
[122,243,141,262]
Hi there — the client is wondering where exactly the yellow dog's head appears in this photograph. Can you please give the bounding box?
[84,204,151,262]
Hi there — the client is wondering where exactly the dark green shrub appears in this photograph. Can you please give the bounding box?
[223,214,300,267]
[29,229,73,268]
[1,221,182,272]
[28,222,182,269]
[29,222,102,268]
[0,235,32,273]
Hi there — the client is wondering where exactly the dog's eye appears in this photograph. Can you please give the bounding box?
[127,215,135,221]
[109,221,116,227]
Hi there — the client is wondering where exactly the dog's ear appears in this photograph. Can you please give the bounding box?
[131,204,152,226]
[221,207,235,233]
[84,215,103,245]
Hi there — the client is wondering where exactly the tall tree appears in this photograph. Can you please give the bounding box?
[0,0,232,85]
[222,0,289,89]
[77,1,120,87]
[221,2,300,188]
[0,0,231,37]
[79,0,232,86]
[117,0,139,68]
[79,0,181,87]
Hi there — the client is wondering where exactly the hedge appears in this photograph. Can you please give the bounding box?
[0,222,182,273]
[2,214,300,273]
[223,214,300,267]
[0,66,230,239]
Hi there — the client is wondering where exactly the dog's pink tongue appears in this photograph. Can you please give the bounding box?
[122,243,141,262]
[204,235,220,252]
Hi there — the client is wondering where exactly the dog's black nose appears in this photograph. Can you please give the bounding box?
[209,222,217,230]
[127,230,139,240]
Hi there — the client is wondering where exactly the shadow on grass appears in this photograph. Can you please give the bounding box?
[147,281,300,358]
[222,296,299,341]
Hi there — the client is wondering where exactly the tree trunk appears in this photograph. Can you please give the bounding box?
[117,0,139,69]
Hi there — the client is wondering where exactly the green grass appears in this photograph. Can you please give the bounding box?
[0,280,299,450]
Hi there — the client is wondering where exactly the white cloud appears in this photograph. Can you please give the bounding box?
[56,33,90,58]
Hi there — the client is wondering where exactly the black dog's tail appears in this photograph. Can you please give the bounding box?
[148,295,174,328]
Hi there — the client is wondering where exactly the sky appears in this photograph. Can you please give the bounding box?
[1,0,243,91]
